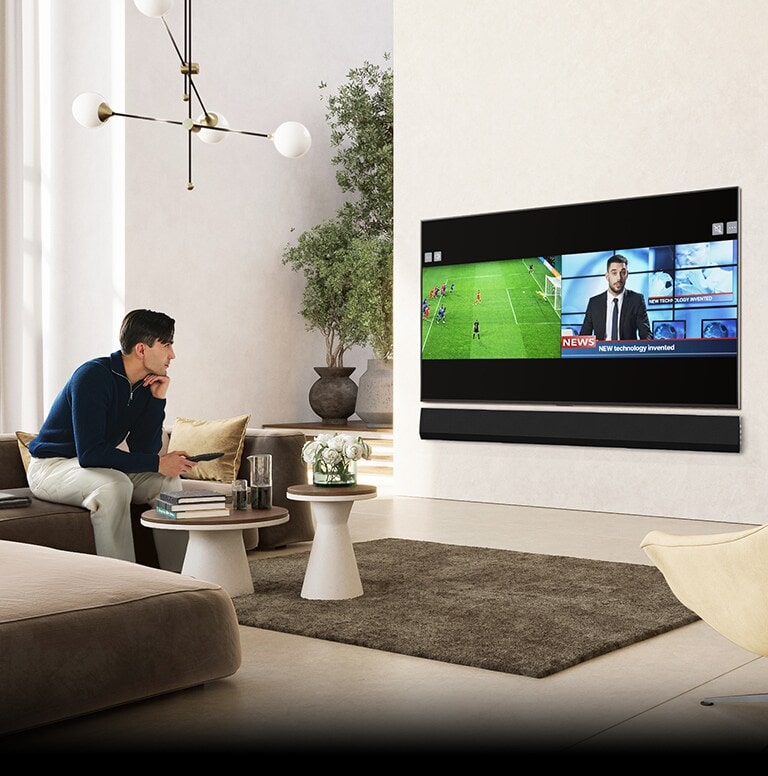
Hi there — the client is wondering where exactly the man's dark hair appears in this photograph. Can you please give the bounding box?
[606,254,628,271]
[119,309,175,354]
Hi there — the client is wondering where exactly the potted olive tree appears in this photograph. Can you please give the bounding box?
[282,55,393,425]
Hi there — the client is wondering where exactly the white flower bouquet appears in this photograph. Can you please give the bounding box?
[301,432,372,486]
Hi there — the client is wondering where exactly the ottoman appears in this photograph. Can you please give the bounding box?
[0,540,241,735]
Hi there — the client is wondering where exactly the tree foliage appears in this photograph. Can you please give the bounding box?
[282,54,393,367]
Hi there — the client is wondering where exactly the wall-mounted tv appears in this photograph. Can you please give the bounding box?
[421,186,740,408]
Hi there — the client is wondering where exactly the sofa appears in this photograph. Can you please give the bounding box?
[0,424,314,736]
[0,426,314,567]
[0,539,242,735]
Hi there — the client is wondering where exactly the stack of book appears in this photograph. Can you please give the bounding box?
[155,489,229,519]
[0,491,32,509]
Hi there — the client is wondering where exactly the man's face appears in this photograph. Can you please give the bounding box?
[141,339,175,376]
[605,262,628,296]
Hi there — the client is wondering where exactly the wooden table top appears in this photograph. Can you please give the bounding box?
[141,505,289,527]
[287,483,377,500]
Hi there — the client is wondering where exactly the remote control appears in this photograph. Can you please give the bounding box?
[186,452,225,462]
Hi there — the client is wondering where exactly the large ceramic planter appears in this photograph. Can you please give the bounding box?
[355,358,393,427]
[308,367,358,425]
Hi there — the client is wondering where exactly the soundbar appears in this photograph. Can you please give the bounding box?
[420,408,741,453]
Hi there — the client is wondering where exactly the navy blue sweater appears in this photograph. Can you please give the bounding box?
[28,351,165,473]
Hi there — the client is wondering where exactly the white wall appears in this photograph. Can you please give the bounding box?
[125,0,393,426]
[59,0,392,427]
[34,0,768,525]
[393,0,768,524]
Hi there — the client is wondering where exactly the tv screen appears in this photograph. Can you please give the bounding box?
[421,186,740,408]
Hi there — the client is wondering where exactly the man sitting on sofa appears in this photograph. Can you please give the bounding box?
[26,309,197,562]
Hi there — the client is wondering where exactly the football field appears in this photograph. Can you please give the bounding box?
[421,258,561,359]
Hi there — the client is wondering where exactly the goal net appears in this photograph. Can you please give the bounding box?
[544,275,561,313]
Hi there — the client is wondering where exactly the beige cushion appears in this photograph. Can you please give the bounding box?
[15,431,35,472]
[168,415,250,483]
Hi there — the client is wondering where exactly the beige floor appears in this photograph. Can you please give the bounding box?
[2,495,768,753]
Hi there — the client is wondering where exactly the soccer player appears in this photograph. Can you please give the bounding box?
[437,304,446,323]
[475,290,482,304]
[472,319,480,339]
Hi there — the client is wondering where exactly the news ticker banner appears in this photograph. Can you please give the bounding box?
[561,335,737,358]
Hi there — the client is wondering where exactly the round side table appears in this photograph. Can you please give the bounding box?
[141,506,289,597]
[287,483,377,600]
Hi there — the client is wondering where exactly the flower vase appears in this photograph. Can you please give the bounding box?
[313,459,357,487]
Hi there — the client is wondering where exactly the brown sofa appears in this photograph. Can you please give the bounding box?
[0,428,314,566]
[0,538,242,736]
[0,427,314,736]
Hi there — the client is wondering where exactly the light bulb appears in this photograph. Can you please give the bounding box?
[72,92,112,128]
[133,0,173,17]
[272,122,311,158]
[196,112,228,144]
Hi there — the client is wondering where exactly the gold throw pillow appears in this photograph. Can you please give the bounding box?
[168,415,250,482]
[15,431,36,472]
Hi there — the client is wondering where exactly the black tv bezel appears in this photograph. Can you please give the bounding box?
[420,186,740,409]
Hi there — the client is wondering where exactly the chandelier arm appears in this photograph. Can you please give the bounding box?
[159,8,211,120]
[160,16,185,69]
[188,126,193,190]
[187,0,192,79]
[188,79,210,118]
[110,110,184,127]
[198,125,270,139]
[106,111,270,139]
[185,0,191,108]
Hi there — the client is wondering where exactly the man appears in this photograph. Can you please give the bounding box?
[26,309,197,562]
[674,242,733,296]
[472,319,480,339]
[579,255,653,341]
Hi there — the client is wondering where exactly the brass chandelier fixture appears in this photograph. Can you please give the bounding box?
[72,0,311,190]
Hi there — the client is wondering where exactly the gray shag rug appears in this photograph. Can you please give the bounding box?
[233,538,697,678]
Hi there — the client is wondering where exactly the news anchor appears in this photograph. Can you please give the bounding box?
[579,254,653,341]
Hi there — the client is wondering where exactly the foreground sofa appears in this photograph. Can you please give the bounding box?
[0,539,242,735]
[0,425,314,736]
[0,427,314,566]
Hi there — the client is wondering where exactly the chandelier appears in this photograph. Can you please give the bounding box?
[71,0,311,190]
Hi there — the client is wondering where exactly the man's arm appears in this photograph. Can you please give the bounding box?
[69,363,161,472]
[579,297,596,336]
[630,292,653,340]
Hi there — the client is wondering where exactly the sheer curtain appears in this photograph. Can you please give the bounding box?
[0,0,124,434]
[0,0,46,433]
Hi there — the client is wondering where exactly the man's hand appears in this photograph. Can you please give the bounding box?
[159,450,197,477]
[143,373,170,399]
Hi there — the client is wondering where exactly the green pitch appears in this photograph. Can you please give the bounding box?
[421,258,561,359]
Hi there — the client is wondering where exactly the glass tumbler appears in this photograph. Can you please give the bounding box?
[248,454,272,509]
[231,479,249,510]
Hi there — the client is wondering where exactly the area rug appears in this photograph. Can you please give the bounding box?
[233,538,697,678]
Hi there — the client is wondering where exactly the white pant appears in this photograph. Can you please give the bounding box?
[27,456,183,563]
